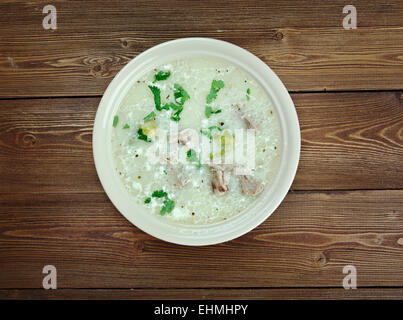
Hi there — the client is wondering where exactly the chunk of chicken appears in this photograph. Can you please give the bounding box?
[209,163,262,196]
[238,175,263,196]
[211,167,231,195]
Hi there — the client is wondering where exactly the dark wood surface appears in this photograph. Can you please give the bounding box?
[1,190,402,289]
[1,1,403,96]
[0,0,402,300]
[2,288,403,300]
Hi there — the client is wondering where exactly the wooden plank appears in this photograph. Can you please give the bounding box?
[0,97,96,193]
[0,190,402,289]
[1,288,403,300]
[1,27,402,96]
[0,1,403,96]
[292,91,403,190]
[0,92,402,193]
[2,1,402,33]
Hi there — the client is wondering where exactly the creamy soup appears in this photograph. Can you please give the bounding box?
[111,57,281,225]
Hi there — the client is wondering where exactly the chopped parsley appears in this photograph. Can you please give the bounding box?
[123,123,130,129]
[170,84,189,122]
[143,111,156,122]
[137,128,151,142]
[209,125,222,132]
[112,115,119,127]
[152,190,168,198]
[147,84,190,122]
[160,198,175,216]
[159,102,176,112]
[148,85,163,111]
[246,88,251,101]
[206,80,224,104]
[170,105,184,122]
[200,125,222,140]
[186,149,198,162]
[153,70,171,83]
[146,190,175,215]
[205,106,222,118]
[167,102,184,121]
[173,83,190,106]
[168,102,182,110]
[186,149,202,169]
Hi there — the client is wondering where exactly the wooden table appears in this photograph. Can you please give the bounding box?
[1,1,402,300]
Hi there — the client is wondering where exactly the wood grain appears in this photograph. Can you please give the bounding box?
[0,92,401,193]
[2,288,403,300]
[0,1,403,96]
[293,91,403,190]
[3,0,403,32]
[0,190,402,289]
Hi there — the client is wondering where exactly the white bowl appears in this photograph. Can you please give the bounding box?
[93,38,300,246]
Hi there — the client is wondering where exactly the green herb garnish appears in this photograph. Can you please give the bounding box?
[246,88,251,101]
[146,190,175,215]
[168,103,182,110]
[113,115,119,127]
[160,198,175,216]
[151,84,189,122]
[209,125,222,132]
[186,149,202,169]
[123,123,130,129]
[152,190,168,198]
[205,106,222,118]
[173,83,190,106]
[143,111,156,122]
[171,105,184,122]
[158,102,176,112]
[162,102,184,122]
[148,85,162,111]
[186,149,198,162]
[137,128,151,142]
[200,126,222,140]
[205,106,212,118]
[153,70,171,83]
[206,80,224,104]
